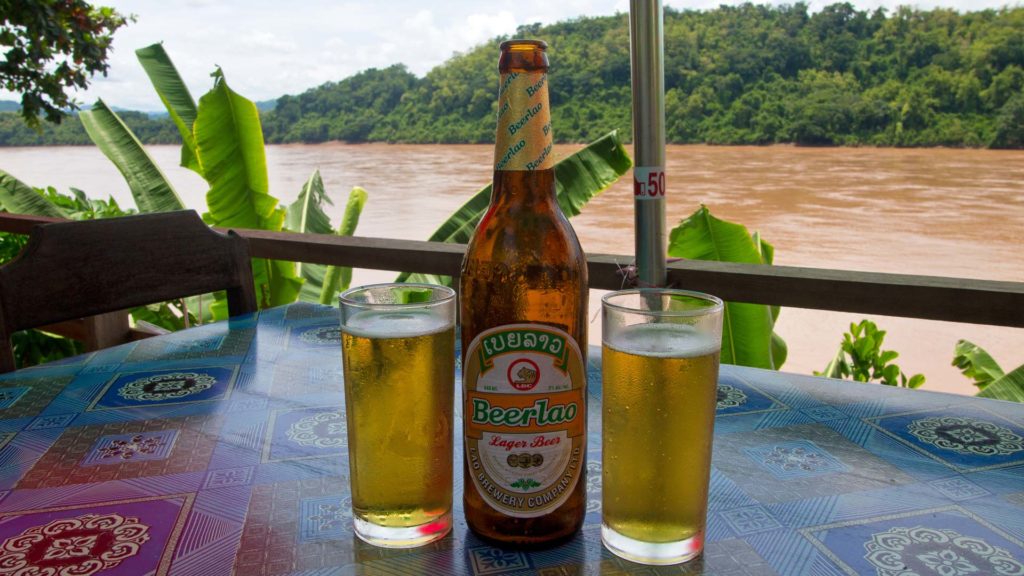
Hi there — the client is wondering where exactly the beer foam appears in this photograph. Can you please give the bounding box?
[343,309,451,339]
[605,323,719,358]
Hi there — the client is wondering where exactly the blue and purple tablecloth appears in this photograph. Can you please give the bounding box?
[0,302,1021,575]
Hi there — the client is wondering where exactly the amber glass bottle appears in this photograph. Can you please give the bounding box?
[460,39,588,547]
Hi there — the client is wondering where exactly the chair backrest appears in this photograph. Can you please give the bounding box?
[0,210,258,372]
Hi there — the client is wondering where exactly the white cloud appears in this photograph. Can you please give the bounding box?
[403,9,436,30]
[236,31,296,53]
[462,11,518,44]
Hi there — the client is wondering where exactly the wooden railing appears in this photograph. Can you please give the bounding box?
[3,212,1023,331]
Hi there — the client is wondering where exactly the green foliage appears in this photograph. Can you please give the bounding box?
[991,93,1024,148]
[0,170,69,217]
[11,330,84,370]
[953,339,1024,402]
[38,185,132,219]
[817,320,925,388]
[667,205,785,370]
[953,339,1005,389]
[318,187,367,305]
[976,364,1024,402]
[261,65,418,143]
[0,228,28,261]
[0,0,133,126]
[3,4,1021,147]
[135,43,200,170]
[79,99,185,212]
[254,4,1023,148]
[0,171,134,221]
[193,70,303,315]
[0,44,378,367]
[286,171,333,234]
[397,130,632,286]
[284,169,367,304]
[0,109,179,145]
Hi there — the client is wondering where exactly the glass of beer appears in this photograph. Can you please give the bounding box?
[600,289,723,564]
[339,283,456,548]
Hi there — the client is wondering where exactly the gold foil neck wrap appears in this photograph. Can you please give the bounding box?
[494,72,553,171]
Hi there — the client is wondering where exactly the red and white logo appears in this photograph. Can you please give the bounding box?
[507,358,540,391]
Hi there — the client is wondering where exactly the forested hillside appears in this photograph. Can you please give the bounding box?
[3,3,1022,147]
[0,109,179,145]
[262,4,1023,147]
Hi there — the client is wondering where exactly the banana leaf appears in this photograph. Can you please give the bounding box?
[135,43,200,173]
[0,170,68,217]
[397,130,632,285]
[195,69,302,315]
[284,171,366,304]
[818,347,848,379]
[953,339,1005,390]
[319,187,368,304]
[286,170,334,235]
[79,99,185,213]
[977,363,1024,402]
[754,231,787,368]
[668,205,781,369]
[130,302,191,332]
[286,169,334,289]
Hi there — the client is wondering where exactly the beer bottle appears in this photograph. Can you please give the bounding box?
[460,39,588,546]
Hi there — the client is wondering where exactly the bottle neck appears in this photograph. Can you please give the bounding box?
[493,70,553,173]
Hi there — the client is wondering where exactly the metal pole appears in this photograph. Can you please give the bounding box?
[629,0,666,288]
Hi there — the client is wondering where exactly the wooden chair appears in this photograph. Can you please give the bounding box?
[0,210,258,372]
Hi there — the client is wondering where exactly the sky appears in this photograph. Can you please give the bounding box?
[2,0,1020,112]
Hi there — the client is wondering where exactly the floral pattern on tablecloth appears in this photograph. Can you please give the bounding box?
[864,525,1024,576]
[0,513,149,576]
[907,416,1024,457]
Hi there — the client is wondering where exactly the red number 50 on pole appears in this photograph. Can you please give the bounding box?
[633,166,666,199]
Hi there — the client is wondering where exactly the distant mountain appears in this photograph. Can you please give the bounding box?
[0,101,19,113]
[257,4,1024,148]
[0,109,179,146]
[2,4,1022,148]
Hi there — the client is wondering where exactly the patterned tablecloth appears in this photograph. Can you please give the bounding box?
[0,302,1022,575]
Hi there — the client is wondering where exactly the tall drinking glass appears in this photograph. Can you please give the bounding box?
[601,289,724,565]
[339,283,456,548]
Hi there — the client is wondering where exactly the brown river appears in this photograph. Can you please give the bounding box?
[1,143,1022,396]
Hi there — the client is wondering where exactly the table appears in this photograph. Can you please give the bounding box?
[0,302,1021,575]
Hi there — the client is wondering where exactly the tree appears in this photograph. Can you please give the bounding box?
[0,0,132,127]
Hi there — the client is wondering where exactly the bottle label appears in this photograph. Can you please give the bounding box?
[463,324,585,518]
[494,72,553,171]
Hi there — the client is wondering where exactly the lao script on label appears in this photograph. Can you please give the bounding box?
[463,324,586,517]
[494,72,553,171]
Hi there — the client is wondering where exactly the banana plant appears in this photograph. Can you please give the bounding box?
[79,99,185,213]
[0,170,69,217]
[667,205,787,370]
[954,340,1024,402]
[134,44,306,316]
[135,42,200,172]
[193,69,303,315]
[397,130,633,286]
[80,43,377,318]
[285,169,367,304]
[317,188,367,303]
